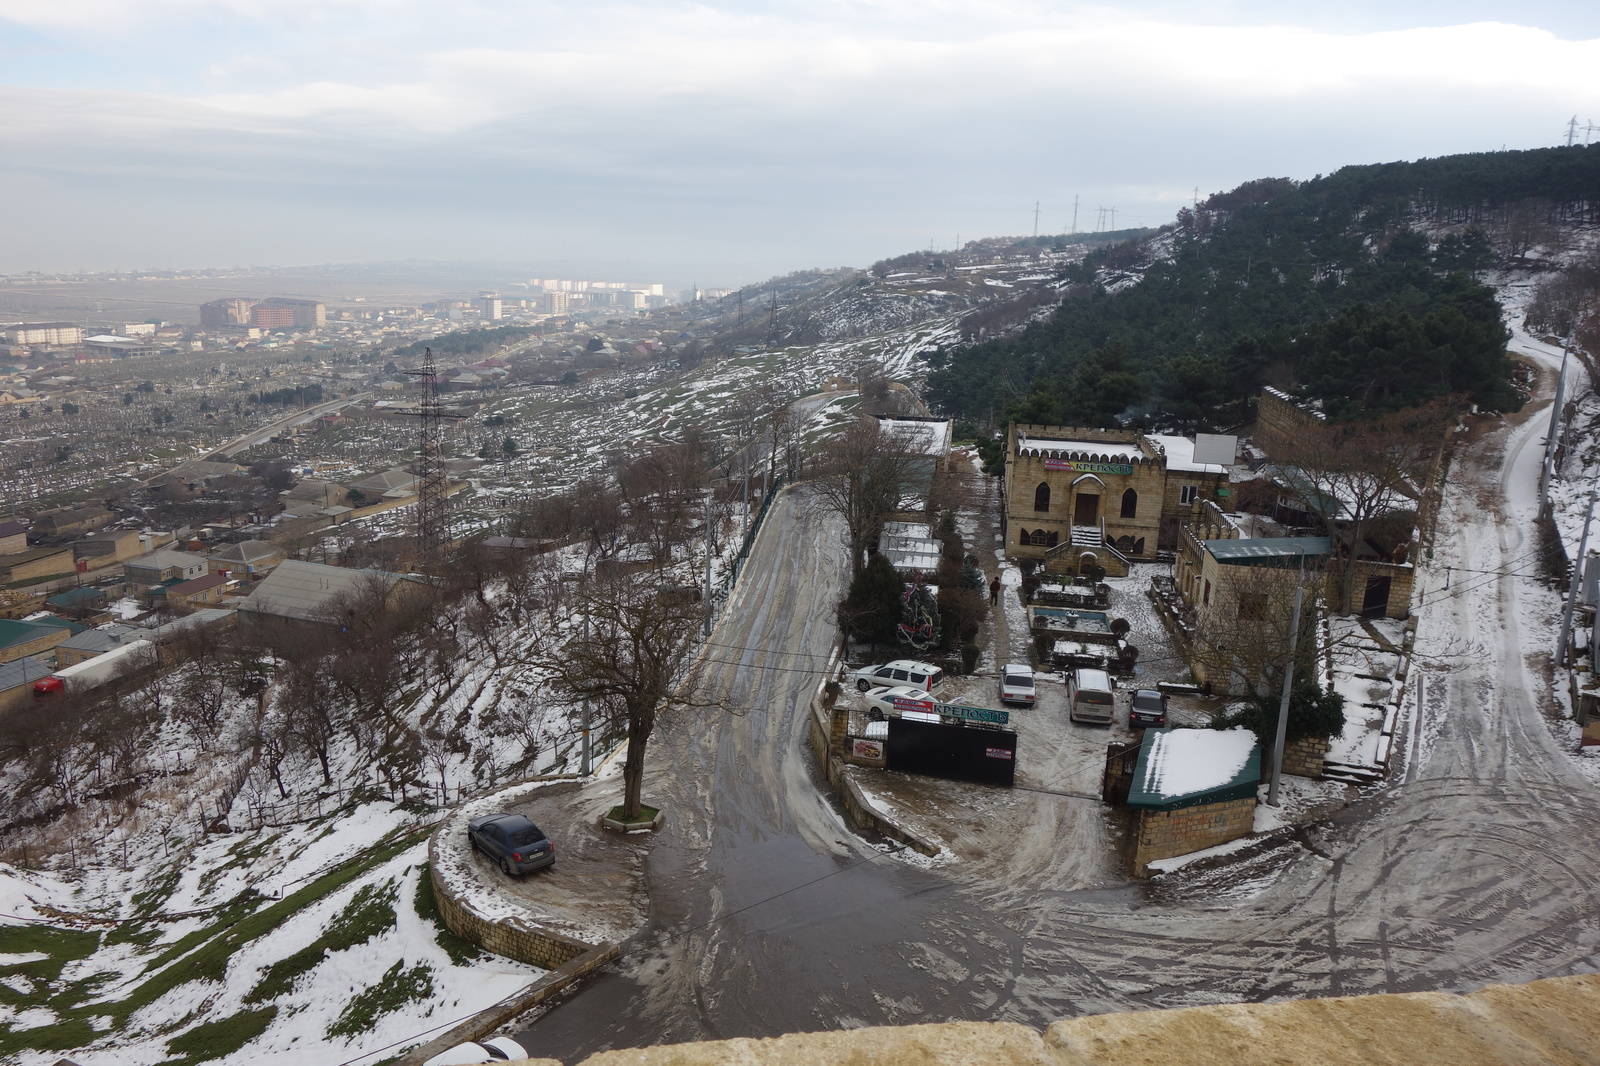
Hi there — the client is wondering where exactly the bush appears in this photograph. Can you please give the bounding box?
[840,553,904,647]
[960,643,981,674]
[1213,679,1346,746]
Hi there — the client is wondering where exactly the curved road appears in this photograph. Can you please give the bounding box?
[519,384,1600,1059]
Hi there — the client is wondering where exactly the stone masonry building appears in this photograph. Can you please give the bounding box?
[1004,423,1233,576]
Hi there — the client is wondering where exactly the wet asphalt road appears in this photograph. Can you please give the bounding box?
[518,393,1600,1062]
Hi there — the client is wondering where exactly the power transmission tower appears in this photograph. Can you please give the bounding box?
[1070,195,1079,235]
[1110,206,1116,230]
[405,346,451,562]
[1568,115,1580,146]
[1033,201,1040,238]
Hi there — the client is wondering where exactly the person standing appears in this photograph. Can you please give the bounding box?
[989,574,1001,605]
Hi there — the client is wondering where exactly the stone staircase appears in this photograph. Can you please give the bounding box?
[1321,760,1385,786]
[1044,525,1131,578]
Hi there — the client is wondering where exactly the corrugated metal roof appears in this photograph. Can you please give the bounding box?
[238,559,410,623]
[0,657,52,692]
[58,624,143,653]
[1205,536,1331,563]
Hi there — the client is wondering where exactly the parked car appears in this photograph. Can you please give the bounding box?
[851,659,945,693]
[467,813,555,876]
[423,1036,531,1065]
[1129,688,1168,728]
[999,663,1036,706]
[861,684,936,719]
[1067,667,1115,725]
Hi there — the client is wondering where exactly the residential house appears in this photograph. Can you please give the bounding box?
[166,573,233,614]
[344,467,419,504]
[44,585,110,619]
[237,559,423,631]
[206,540,286,578]
[1005,424,1233,577]
[0,546,75,583]
[0,616,83,664]
[1174,520,1331,695]
[73,529,145,568]
[29,505,112,539]
[123,550,208,587]
[55,623,144,667]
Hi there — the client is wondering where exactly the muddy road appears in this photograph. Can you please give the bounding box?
[518,391,1600,1061]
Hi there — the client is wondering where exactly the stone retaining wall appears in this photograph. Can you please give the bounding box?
[807,677,940,857]
[1132,797,1255,877]
[403,779,621,1066]
[547,973,1600,1066]
[428,851,594,969]
[1280,735,1329,779]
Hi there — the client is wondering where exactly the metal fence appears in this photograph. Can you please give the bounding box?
[706,473,787,625]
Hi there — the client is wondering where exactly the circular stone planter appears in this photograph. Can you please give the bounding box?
[602,804,665,832]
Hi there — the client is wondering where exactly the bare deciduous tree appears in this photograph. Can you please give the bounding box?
[811,418,926,578]
[541,572,708,821]
[1265,402,1449,612]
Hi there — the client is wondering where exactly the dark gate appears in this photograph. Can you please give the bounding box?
[885,718,1017,786]
[1361,575,1392,618]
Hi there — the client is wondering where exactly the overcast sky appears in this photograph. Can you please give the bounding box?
[2,1,1597,286]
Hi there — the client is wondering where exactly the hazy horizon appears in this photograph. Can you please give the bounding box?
[2,0,1597,288]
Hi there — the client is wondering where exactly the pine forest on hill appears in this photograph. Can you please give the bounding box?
[927,144,1600,434]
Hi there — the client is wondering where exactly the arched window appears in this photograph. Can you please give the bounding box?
[1120,488,1138,519]
[1019,528,1031,545]
[1033,482,1051,512]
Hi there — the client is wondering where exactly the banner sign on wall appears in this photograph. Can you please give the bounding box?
[1043,458,1134,476]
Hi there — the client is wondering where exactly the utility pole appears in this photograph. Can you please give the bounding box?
[1267,572,1307,807]
[1540,343,1570,518]
[1033,201,1040,238]
[1557,484,1598,666]
[1070,195,1079,235]
[704,492,714,637]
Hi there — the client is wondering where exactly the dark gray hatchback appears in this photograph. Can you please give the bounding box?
[467,813,555,876]
[1129,689,1168,728]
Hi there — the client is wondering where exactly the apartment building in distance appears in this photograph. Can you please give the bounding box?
[2,322,84,346]
[200,297,326,330]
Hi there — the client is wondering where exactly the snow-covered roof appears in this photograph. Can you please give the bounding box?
[1020,438,1144,461]
[879,417,952,458]
[1127,727,1260,810]
[1149,434,1227,474]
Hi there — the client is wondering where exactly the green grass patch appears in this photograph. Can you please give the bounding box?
[0,1014,97,1057]
[605,804,659,826]
[245,878,398,1003]
[112,830,424,1024]
[0,924,99,984]
[411,864,480,965]
[162,1006,278,1065]
[326,961,433,1040]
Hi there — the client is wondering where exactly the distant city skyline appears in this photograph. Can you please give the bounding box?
[1,0,1597,285]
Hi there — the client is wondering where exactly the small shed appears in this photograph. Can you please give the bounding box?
[1126,727,1260,877]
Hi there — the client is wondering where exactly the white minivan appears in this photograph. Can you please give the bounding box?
[1067,667,1115,724]
[852,659,945,694]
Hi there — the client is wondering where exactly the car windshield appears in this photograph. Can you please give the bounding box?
[508,826,546,847]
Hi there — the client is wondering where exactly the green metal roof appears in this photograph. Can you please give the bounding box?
[1127,728,1262,811]
[0,616,85,650]
[1205,536,1331,565]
